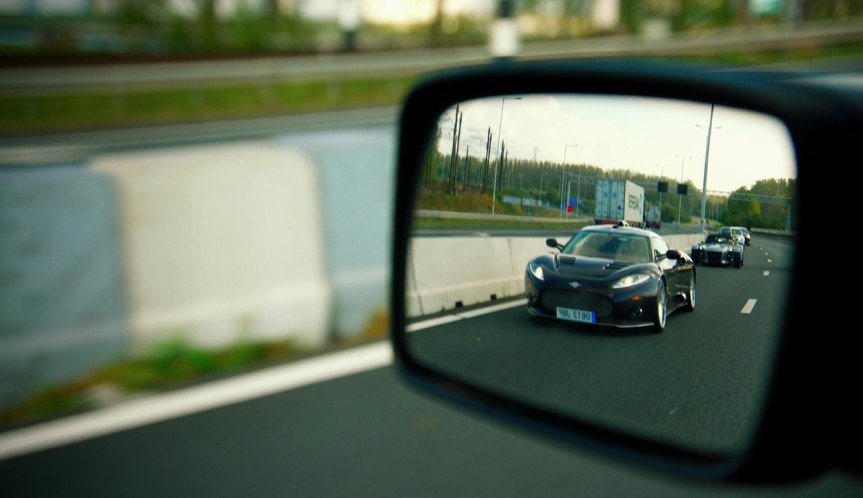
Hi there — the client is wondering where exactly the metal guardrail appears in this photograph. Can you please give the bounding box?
[750,228,796,237]
[414,209,589,224]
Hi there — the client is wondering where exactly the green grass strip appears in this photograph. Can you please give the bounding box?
[0,74,415,133]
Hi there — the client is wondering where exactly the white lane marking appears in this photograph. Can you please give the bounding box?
[741,299,757,314]
[0,342,392,461]
[458,299,526,319]
[0,299,527,461]
[407,299,527,331]
[767,259,773,263]
[406,315,462,332]
[763,271,770,277]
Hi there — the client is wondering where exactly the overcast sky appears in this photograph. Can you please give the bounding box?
[436,94,796,193]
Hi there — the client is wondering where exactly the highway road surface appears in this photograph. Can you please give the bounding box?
[408,237,791,456]
[3,237,863,497]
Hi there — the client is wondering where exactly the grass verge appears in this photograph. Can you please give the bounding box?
[4,42,863,134]
[0,74,415,134]
[0,309,390,432]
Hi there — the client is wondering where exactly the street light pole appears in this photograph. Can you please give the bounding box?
[676,154,691,223]
[699,104,716,231]
[560,144,578,218]
[492,96,521,220]
[576,170,582,213]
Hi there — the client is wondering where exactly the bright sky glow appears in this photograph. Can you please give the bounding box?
[436,94,796,193]
[300,0,493,24]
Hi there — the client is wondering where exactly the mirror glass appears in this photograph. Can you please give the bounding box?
[405,94,796,456]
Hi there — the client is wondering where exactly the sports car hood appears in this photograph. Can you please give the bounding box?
[554,254,638,278]
[703,243,731,252]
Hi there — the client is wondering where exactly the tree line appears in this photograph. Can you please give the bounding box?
[421,136,796,230]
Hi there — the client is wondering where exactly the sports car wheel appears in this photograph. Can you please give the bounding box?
[684,274,695,312]
[653,281,667,333]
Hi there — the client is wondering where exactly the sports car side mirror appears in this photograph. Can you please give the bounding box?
[391,60,861,483]
[546,238,562,250]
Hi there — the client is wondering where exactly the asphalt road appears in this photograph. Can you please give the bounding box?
[5,236,862,497]
[408,237,792,456]
[0,107,398,165]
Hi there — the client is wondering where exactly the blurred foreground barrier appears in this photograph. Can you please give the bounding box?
[406,233,705,318]
[0,168,128,409]
[90,143,331,350]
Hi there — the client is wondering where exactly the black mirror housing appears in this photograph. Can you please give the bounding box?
[391,59,862,483]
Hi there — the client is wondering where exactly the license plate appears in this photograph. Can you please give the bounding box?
[556,307,597,324]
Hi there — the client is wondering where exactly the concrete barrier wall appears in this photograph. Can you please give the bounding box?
[90,143,331,350]
[276,129,394,340]
[406,233,706,318]
[0,168,128,409]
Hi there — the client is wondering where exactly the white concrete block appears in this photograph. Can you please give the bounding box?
[405,233,707,319]
[408,237,519,316]
[90,143,331,349]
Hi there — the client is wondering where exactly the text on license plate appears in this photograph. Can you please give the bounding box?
[556,307,596,324]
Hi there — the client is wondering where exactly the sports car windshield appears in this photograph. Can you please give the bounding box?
[705,235,729,244]
[562,232,652,263]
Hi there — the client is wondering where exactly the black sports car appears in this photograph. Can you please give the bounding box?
[524,225,695,333]
[690,234,744,268]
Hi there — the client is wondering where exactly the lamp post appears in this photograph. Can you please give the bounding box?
[696,104,720,231]
[492,96,521,220]
[560,144,578,218]
[675,154,692,222]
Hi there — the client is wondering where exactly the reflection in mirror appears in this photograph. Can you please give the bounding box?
[405,94,796,457]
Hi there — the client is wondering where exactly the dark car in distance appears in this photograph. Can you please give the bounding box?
[691,233,745,268]
[525,225,695,333]
[719,225,748,246]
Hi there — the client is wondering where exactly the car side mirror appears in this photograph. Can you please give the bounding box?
[391,60,859,483]
[546,238,561,250]
[666,249,682,260]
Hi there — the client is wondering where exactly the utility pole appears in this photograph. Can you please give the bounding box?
[493,97,520,219]
[463,145,470,188]
[448,106,461,195]
[699,104,715,231]
[482,127,492,192]
[676,154,691,222]
[560,144,578,218]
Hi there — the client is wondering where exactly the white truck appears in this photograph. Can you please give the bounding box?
[594,179,645,226]
[646,203,662,229]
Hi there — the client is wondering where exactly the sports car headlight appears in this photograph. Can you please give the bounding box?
[528,262,544,281]
[612,273,651,289]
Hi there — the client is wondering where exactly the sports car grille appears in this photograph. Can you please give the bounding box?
[706,252,725,265]
[540,290,614,318]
